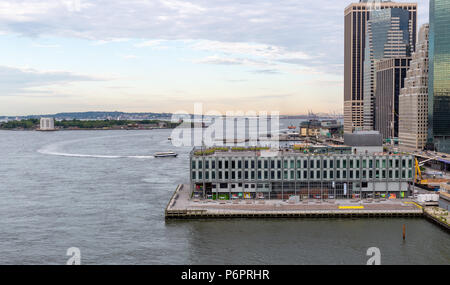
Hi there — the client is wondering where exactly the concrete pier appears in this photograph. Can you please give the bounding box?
[424,207,450,232]
[165,184,423,219]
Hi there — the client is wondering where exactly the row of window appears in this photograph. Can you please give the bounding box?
[191,157,413,170]
[192,168,413,180]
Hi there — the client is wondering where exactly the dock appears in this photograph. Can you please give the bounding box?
[423,207,450,232]
[166,184,423,219]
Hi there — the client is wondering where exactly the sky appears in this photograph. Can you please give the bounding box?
[0,0,429,116]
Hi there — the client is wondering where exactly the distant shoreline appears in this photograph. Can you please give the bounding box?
[0,118,181,131]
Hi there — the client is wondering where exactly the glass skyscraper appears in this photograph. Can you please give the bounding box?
[428,0,450,153]
[363,8,412,131]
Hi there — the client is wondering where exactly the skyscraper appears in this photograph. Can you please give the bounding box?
[363,8,413,131]
[344,0,417,133]
[428,0,450,153]
[375,57,411,140]
[399,24,429,151]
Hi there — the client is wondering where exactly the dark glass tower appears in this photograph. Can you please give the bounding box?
[428,0,450,153]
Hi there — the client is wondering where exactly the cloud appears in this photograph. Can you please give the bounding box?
[0,65,105,96]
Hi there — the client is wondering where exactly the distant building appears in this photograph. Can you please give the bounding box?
[375,57,411,140]
[344,1,417,134]
[399,24,430,151]
[428,0,450,153]
[39,118,55,131]
[344,130,383,154]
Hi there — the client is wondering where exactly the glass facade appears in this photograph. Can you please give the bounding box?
[363,8,412,131]
[428,0,450,153]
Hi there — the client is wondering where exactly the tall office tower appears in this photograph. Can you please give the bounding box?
[375,57,411,140]
[428,0,450,153]
[363,8,413,131]
[344,0,417,133]
[399,24,429,151]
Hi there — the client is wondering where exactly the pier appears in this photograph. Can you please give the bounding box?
[166,184,423,219]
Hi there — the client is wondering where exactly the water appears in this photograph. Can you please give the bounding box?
[0,128,448,264]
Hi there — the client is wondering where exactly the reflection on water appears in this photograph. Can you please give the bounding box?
[0,128,448,264]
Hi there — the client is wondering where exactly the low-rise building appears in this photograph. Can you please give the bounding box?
[190,146,414,200]
[39,118,55,131]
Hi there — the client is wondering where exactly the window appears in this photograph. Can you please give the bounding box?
[337,160,341,168]
[192,171,196,179]
[323,171,327,179]
[212,172,215,179]
[199,171,203,179]
[297,160,301,168]
[284,171,288,179]
[297,171,301,179]
[212,161,215,169]
[284,160,288,168]
[231,160,235,169]
[310,160,314,168]
[198,161,202,169]
[317,160,320,168]
[192,161,196,169]
[330,160,334,168]
[324,160,328,169]
[316,171,320,179]
[343,160,347,168]
[205,172,209,179]
[343,171,347,179]
[264,160,268,168]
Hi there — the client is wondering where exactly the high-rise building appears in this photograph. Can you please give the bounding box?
[428,0,450,153]
[375,57,411,140]
[399,24,429,151]
[363,8,413,131]
[344,1,417,133]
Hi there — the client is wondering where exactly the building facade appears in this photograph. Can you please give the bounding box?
[363,8,413,131]
[39,118,55,130]
[344,1,417,133]
[399,24,430,151]
[190,148,413,200]
[428,0,450,153]
[375,58,411,140]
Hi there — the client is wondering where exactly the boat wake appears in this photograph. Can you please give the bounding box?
[37,134,155,159]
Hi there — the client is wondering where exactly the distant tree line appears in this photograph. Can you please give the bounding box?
[0,119,39,129]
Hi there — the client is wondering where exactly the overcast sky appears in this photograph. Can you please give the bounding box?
[0,0,429,116]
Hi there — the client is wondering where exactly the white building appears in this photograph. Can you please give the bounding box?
[399,24,429,151]
[40,118,55,130]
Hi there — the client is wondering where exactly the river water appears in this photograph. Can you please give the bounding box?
[0,128,448,264]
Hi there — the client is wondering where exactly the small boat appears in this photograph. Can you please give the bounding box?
[154,151,178,157]
[288,125,296,129]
